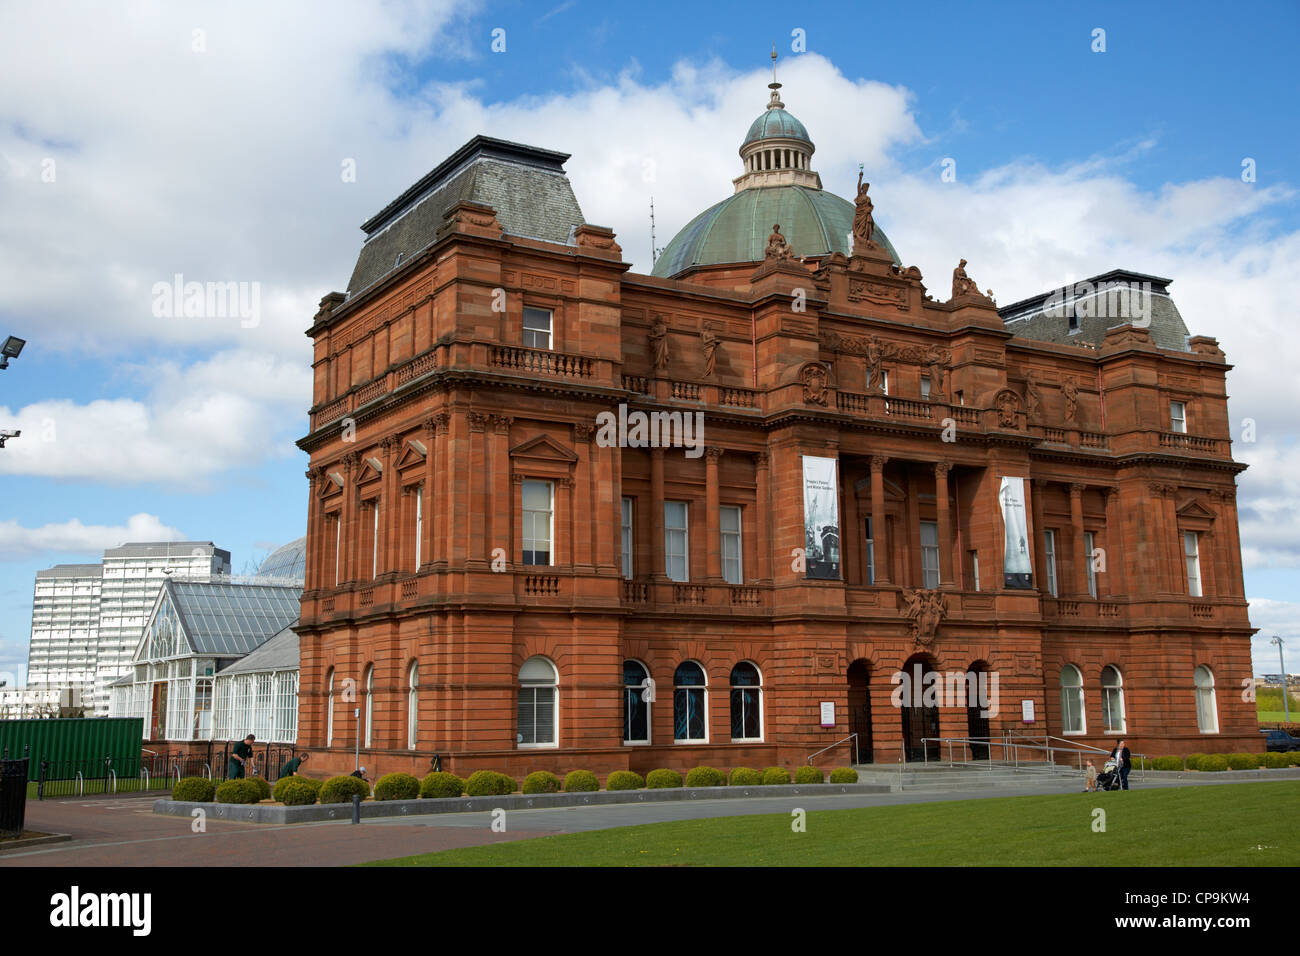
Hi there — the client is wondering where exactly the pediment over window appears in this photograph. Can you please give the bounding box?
[395,440,427,472]
[319,471,344,498]
[509,434,578,464]
[1176,497,1216,528]
[356,456,383,484]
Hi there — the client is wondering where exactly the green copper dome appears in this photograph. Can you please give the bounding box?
[652,185,900,278]
[743,107,811,147]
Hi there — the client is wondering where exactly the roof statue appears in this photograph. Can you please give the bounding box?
[852,170,876,254]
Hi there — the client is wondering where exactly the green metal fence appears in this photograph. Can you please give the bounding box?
[0,718,144,781]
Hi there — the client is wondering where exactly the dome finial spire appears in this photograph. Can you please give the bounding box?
[767,44,784,109]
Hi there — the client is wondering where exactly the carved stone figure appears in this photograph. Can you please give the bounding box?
[902,587,948,645]
[701,323,719,378]
[1025,374,1042,421]
[864,337,885,392]
[951,258,980,299]
[852,172,875,252]
[765,223,793,260]
[924,346,948,400]
[1062,379,1079,422]
[649,315,670,371]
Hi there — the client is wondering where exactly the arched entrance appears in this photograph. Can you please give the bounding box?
[846,659,873,764]
[966,661,991,760]
[900,654,940,762]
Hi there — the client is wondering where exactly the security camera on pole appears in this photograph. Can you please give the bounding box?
[1,335,25,450]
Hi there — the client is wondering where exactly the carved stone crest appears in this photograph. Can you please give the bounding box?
[993,388,1021,428]
[800,362,830,406]
[902,587,948,645]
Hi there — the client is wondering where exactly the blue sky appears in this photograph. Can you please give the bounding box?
[2,0,1298,683]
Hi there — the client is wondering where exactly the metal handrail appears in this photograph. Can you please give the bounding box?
[807,733,859,766]
[108,769,117,794]
[140,767,150,789]
[75,771,83,796]
[202,763,211,780]
[923,735,1148,780]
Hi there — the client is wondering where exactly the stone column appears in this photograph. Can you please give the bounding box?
[1069,482,1087,597]
[755,451,771,582]
[558,477,575,567]
[491,416,513,567]
[935,461,954,587]
[1101,486,1126,598]
[651,446,666,580]
[381,436,399,574]
[573,424,594,571]
[342,452,360,584]
[1030,478,1048,592]
[467,412,489,567]
[421,416,438,569]
[842,462,861,586]
[705,446,723,582]
[305,468,321,590]
[870,455,889,584]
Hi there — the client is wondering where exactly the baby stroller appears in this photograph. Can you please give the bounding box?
[1095,759,1122,791]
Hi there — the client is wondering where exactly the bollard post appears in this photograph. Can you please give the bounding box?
[351,793,361,825]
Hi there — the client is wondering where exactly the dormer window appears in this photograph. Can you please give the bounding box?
[523,307,552,350]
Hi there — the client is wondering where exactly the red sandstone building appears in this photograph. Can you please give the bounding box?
[295,78,1256,779]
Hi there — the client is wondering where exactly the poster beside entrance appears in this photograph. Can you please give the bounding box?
[999,476,1033,589]
[802,455,840,580]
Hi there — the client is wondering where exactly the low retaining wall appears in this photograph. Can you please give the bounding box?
[153,780,891,825]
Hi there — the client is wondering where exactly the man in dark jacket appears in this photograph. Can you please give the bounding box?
[277,752,309,780]
[227,734,255,779]
[1110,739,1132,790]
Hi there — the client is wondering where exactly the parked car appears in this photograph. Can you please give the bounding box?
[1260,729,1300,752]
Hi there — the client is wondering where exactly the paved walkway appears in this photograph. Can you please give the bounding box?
[2,772,1291,866]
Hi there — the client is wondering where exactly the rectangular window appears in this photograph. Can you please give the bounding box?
[920,520,940,589]
[720,505,743,585]
[1044,530,1058,597]
[522,480,554,565]
[1170,400,1187,434]
[621,497,633,580]
[414,486,423,571]
[523,307,553,350]
[518,687,556,746]
[665,501,689,582]
[969,550,980,591]
[1084,531,1097,598]
[920,376,931,399]
[864,517,875,585]
[1184,531,1202,597]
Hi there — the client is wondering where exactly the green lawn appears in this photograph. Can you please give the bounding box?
[364,781,1299,867]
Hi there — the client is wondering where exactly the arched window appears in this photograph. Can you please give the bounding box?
[673,661,707,742]
[1194,665,1218,733]
[730,662,763,741]
[518,656,558,747]
[1101,665,1125,734]
[363,664,374,749]
[1060,665,1085,734]
[325,668,335,745]
[623,660,651,744]
[406,661,418,750]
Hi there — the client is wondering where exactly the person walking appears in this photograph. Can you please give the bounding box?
[1083,760,1098,792]
[1110,739,1132,790]
[227,734,255,780]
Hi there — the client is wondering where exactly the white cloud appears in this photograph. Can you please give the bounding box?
[1246,598,1300,675]
[0,513,185,561]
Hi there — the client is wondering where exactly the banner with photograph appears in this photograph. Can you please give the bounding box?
[802,455,840,580]
[1000,476,1033,589]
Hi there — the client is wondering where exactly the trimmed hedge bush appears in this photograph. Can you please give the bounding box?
[272,775,318,803]
[276,779,319,806]
[464,770,515,797]
[1151,756,1183,771]
[247,776,272,802]
[760,766,790,786]
[215,779,263,804]
[374,772,421,801]
[685,766,726,788]
[1262,752,1290,769]
[606,771,644,791]
[1287,751,1300,767]
[646,768,683,789]
[1199,754,1229,772]
[728,767,762,786]
[829,767,859,783]
[563,770,600,792]
[420,772,465,799]
[172,776,215,802]
[1226,753,1261,770]
[320,775,372,804]
[522,771,562,794]
[793,765,824,784]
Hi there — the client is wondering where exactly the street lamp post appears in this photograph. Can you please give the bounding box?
[354,707,361,772]
[1271,636,1289,722]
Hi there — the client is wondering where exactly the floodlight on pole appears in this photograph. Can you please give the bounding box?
[1271,636,1289,723]
[0,336,24,369]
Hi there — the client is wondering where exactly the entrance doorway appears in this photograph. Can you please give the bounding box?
[846,659,873,764]
[966,662,991,760]
[900,655,940,761]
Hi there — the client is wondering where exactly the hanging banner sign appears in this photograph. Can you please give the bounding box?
[802,455,840,580]
[1000,476,1033,589]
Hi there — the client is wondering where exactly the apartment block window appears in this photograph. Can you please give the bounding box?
[720,505,743,585]
[1184,531,1202,597]
[1170,401,1187,434]
[1044,530,1059,597]
[920,520,940,589]
[1084,531,1098,598]
[968,550,980,591]
[665,501,689,582]
[621,498,633,579]
[864,517,876,585]
[522,480,554,565]
[523,307,553,350]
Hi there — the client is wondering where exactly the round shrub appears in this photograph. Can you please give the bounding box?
[298,776,323,797]
[464,770,515,797]
[1151,756,1183,771]
[1199,754,1229,772]
[374,772,421,801]
[276,779,318,806]
[247,776,272,802]
[273,775,312,802]
[1262,752,1289,769]
[564,770,600,792]
[829,767,859,784]
[320,775,372,804]
[1226,753,1261,770]
[685,766,726,788]
[214,779,262,804]
[172,776,215,802]
[606,770,644,791]
[728,767,762,786]
[420,771,465,799]
[1184,753,1207,771]
[522,771,562,794]
[793,765,824,785]
[1287,751,1300,767]
[761,766,790,786]
[646,768,683,789]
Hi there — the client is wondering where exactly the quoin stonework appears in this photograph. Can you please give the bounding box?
[295,73,1256,780]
